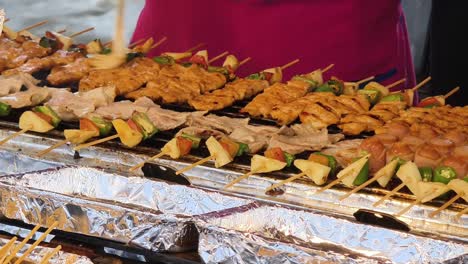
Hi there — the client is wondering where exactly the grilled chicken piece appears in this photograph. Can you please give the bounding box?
[79,57,161,95]
[338,122,368,135]
[3,50,83,77]
[47,58,91,86]
[0,40,51,72]
[241,80,309,117]
[270,93,326,125]
[300,103,340,129]
[188,79,269,111]
[341,114,384,131]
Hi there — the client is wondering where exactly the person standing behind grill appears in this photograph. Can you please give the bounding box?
[132,0,416,89]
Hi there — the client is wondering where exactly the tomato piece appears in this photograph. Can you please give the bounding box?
[79,118,100,134]
[127,119,142,134]
[34,112,53,125]
[219,137,239,158]
[308,153,329,166]
[263,72,273,82]
[417,97,441,108]
[264,147,286,162]
[176,136,193,156]
[189,55,208,68]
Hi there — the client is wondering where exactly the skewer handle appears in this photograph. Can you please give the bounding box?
[208,51,229,64]
[429,194,462,217]
[185,43,206,53]
[129,151,167,172]
[128,38,146,48]
[36,139,68,158]
[339,173,387,201]
[410,76,431,91]
[280,59,300,70]
[13,221,58,264]
[0,237,17,261]
[321,63,335,73]
[150,36,168,49]
[265,172,306,192]
[74,134,119,151]
[0,128,29,146]
[39,245,62,264]
[239,57,251,67]
[396,198,422,216]
[175,155,214,175]
[315,177,342,194]
[356,76,375,85]
[18,20,48,32]
[373,182,405,207]
[455,207,468,220]
[385,78,406,90]
[224,171,255,189]
[444,86,460,99]
[3,225,41,264]
[69,27,95,38]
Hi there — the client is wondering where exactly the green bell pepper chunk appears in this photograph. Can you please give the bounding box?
[284,152,295,167]
[352,160,369,186]
[358,89,380,105]
[315,84,335,93]
[90,116,113,136]
[101,47,112,54]
[235,142,250,157]
[314,152,337,175]
[419,167,433,182]
[433,166,457,184]
[246,72,265,80]
[153,56,175,65]
[126,52,144,62]
[380,93,404,102]
[0,102,11,117]
[32,105,61,127]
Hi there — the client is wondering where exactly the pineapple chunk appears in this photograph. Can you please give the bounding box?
[51,32,73,50]
[195,50,208,63]
[112,119,143,148]
[343,82,358,95]
[294,159,331,185]
[64,129,99,144]
[263,67,283,84]
[206,136,233,168]
[222,55,239,71]
[304,69,324,86]
[161,52,192,60]
[2,25,18,40]
[376,158,400,187]
[396,161,422,197]
[161,138,181,159]
[364,81,389,96]
[447,179,468,202]
[337,154,370,187]
[19,111,54,133]
[86,39,103,54]
[17,30,37,39]
[251,155,286,173]
[416,182,450,203]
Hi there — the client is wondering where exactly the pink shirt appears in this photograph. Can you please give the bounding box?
[132,0,415,89]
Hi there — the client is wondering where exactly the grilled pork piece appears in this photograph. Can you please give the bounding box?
[0,86,59,108]
[186,114,249,134]
[47,58,91,86]
[188,78,269,111]
[240,79,310,118]
[0,73,39,96]
[45,86,116,121]
[79,57,161,95]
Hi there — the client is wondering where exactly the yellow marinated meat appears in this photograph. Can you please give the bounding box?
[0,40,51,72]
[47,58,91,86]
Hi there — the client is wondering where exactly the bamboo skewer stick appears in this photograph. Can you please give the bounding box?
[315,170,358,194]
[385,78,406,90]
[339,173,387,201]
[321,63,334,73]
[373,182,405,207]
[0,128,30,146]
[239,57,251,67]
[410,76,431,91]
[0,237,17,262]
[396,198,422,217]
[129,151,167,172]
[356,76,375,85]
[208,51,229,64]
[150,36,167,49]
[39,245,62,264]
[68,27,95,38]
[4,18,10,23]
[455,207,468,220]
[18,20,48,32]
[14,221,58,264]
[175,155,214,175]
[36,139,68,158]
[56,29,67,34]
[185,43,206,53]
[265,172,306,192]
[429,194,462,217]
[444,86,460,99]
[3,225,42,264]
[74,134,119,151]
[224,171,255,189]
[128,38,146,48]
[280,59,300,70]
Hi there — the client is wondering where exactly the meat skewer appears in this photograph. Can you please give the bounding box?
[18,20,49,32]
[429,179,468,217]
[68,27,95,38]
[208,51,228,64]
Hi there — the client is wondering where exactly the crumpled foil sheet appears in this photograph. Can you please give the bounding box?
[0,166,251,252]
[198,205,468,264]
[0,237,93,264]
[0,150,61,176]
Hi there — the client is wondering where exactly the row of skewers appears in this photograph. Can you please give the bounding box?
[0,18,466,218]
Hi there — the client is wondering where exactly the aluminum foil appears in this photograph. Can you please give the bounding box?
[0,167,252,252]
[0,237,93,264]
[0,150,61,176]
[198,205,468,264]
